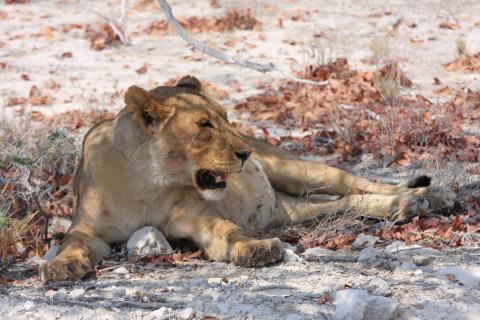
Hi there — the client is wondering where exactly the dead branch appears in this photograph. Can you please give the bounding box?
[155,0,329,86]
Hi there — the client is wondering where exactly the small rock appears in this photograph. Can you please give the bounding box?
[282,248,305,264]
[333,289,399,320]
[45,288,67,301]
[414,269,423,276]
[127,226,173,256]
[68,288,85,299]
[148,307,173,320]
[437,266,480,287]
[44,245,60,262]
[178,307,195,320]
[352,233,379,249]
[282,242,298,253]
[23,301,35,311]
[358,246,379,263]
[110,286,126,297]
[373,260,399,271]
[396,261,417,272]
[385,241,437,259]
[15,242,26,256]
[302,247,334,261]
[412,255,432,266]
[361,277,392,296]
[125,287,144,298]
[113,266,130,274]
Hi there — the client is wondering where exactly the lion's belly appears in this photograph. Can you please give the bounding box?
[212,159,277,232]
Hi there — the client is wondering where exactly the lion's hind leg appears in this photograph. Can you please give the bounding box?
[274,191,427,225]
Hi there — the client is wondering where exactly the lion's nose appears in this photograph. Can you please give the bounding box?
[235,150,251,162]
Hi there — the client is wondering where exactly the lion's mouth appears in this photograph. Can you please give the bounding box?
[196,169,227,190]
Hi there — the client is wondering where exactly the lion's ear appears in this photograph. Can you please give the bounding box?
[125,85,174,134]
[176,75,202,91]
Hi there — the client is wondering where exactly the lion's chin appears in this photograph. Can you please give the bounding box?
[198,188,228,202]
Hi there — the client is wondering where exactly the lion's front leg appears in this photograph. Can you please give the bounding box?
[40,228,110,283]
[164,204,284,267]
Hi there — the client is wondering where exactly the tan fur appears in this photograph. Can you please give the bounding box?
[40,76,456,282]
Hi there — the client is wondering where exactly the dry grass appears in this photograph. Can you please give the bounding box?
[369,36,391,64]
[0,109,113,265]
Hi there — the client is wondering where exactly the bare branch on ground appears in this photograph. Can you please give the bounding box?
[155,0,329,86]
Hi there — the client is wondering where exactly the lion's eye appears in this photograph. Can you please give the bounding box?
[199,119,214,128]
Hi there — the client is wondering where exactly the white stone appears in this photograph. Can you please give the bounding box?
[302,247,334,261]
[127,226,173,256]
[44,245,60,262]
[333,289,399,320]
[110,286,126,297]
[113,266,130,274]
[358,246,379,263]
[282,248,305,264]
[45,288,67,301]
[412,255,432,266]
[125,287,144,298]
[437,266,480,287]
[385,241,437,259]
[23,301,35,311]
[178,307,194,320]
[68,288,85,299]
[282,242,298,253]
[148,307,173,320]
[396,262,417,272]
[361,277,392,296]
[352,233,379,249]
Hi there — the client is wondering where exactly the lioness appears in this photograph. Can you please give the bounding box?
[40,76,455,282]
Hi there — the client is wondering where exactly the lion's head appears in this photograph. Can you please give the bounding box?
[124,76,251,201]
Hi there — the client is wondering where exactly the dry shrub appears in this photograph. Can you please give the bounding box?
[234,58,479,163]
[0,109,113,264]
[142,9,260,35]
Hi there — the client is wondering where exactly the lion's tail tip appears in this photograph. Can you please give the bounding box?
[405,175,431,188]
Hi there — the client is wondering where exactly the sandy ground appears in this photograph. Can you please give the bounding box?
[1,0,479,319]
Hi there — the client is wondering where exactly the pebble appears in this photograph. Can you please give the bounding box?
[127,226,173,256]
[113,266,130,274]
[352,233,379,249]
[361,277,392,296]
[68,288,85,299]
[125,287,144,298]
[45,288,67,301]
[385,241,437,259]
[110,286,126,297]
[396,261,417,272]
[358,246,379,263]
[334,289,399,320]
[178,307,195,320]
[302,247,334,261]
[412,255,432,266]
[282,248,305,264]
[23,301,35,311]
[148,307,173,320]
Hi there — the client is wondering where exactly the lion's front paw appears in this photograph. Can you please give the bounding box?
[230,238,284,267]
[40,254,92,283]
[420,186,456,214]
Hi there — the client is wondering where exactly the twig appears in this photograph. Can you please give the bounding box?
[33,194,50,244]
[154,0,329,86]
